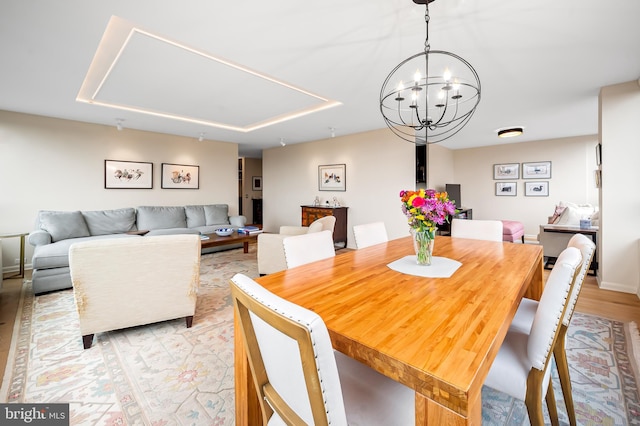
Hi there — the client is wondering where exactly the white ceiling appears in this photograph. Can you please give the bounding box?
[2,0,639,158]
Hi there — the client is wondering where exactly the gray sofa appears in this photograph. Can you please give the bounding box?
[28,204,245,295]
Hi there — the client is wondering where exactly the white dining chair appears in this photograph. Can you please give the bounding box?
[484,246,583,426]
[509,233,596,426]
[353,221,389,249]
[230,273,415,426]
[283,230,335,269]
[450,218,503,242]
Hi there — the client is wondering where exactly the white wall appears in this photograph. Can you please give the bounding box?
[0,110,238,272]
[263,129,416,248]
[453,136,599,239]
[599,80,640,295]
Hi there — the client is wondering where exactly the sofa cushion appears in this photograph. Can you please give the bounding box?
[82,208,137,235]
[556,202,596,226]
[39,211,90,243]
[204,204,230,226]
[136,206,187,230]
[145,228,201,237]
[32,234,138,269]
[185,205,206,228]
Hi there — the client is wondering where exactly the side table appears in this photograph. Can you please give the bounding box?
[0,232,29,279]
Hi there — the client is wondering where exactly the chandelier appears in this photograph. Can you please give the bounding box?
[380,0,481,144]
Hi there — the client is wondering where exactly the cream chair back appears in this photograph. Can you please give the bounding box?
[312,215,336,233]
[283,230,335,269]
[450,219,503,242]
[563,234,596,326]
[353,222,389,249]
[230,273,348,425]
[230,273,415,426]
[527,246,582,371]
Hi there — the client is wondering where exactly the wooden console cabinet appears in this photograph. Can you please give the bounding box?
[301,205,348,248]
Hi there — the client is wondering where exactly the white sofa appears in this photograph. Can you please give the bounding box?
[69,235,200,349]
[257,216,336,275]
[538,201,599,260]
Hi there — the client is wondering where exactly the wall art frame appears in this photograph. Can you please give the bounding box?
[495,182,517,196]
[522,161,551,179]
[252,176,262,191]
[104,160,153,189]
[524,181,549,196]
[161,163,199,189]
[493,163,520,180]
[318,164,346,191]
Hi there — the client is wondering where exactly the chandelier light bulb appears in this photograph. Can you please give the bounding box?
[414,70,421,83]
[443,68,451,82]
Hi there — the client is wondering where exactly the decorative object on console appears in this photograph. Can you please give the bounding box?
[493,163,520,180]
[399,189,456,265]
[379,0,480,145]
[522,161,551,179]
[104,160,153,189]
[161,163,199,189]
[524,181,549,197]
[495,182,517,196]
[318,164,346,191]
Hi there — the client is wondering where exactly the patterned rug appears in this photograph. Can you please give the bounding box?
[2,246,639,425]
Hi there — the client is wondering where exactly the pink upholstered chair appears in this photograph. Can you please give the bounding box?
[230,273,415,425]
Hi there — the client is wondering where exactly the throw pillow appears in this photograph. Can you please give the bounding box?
[82,208,137,236]
[185,205,206,228]
[39,210,90,242]
[204,204,230,226]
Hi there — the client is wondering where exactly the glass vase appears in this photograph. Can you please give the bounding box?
[411,229,435,266]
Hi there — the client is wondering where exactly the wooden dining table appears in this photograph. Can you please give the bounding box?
[234,235,544,425]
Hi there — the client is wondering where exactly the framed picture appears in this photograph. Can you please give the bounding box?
[495,182,517,196]
[493,163,519,179]
[318,164,346,191]
[524,181,549,196]
[161,163,199,189]
[252,176,262,191]
[522,161,551,179]
[104,160,153,189]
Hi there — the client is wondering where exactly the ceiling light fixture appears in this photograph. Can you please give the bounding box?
[280,138,286,147]
[329,127,336,138]
[115,118,124,131]
[380,0,481,145]
[198,132,205,142]
[497,127,524,138]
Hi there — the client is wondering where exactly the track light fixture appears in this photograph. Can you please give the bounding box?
[329,127,336,138]
[280,138,286,147]
[198,132,205,142]
[115,118,124,131]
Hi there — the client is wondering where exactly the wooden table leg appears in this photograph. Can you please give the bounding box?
[523,252,545,301]
[243,242,249,253]
[415,392,481,426]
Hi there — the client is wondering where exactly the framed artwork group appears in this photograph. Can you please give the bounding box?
[493,161,551,197]
[104,160,200,189]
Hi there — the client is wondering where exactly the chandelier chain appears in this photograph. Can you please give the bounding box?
[424,4,430,54]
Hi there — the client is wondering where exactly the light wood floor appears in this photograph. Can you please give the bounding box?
[1,268,639,388]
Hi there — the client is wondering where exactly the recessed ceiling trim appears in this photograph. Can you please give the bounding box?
[77,16,341,132]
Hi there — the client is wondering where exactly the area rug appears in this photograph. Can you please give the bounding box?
[2,246,639,425]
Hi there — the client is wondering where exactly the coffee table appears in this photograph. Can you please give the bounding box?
[200,231,259,253]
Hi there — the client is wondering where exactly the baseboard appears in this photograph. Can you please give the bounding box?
[598,279,640,295]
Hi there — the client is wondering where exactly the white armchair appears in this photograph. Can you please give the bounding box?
[69,235,200,349]
[257,216,336,275]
